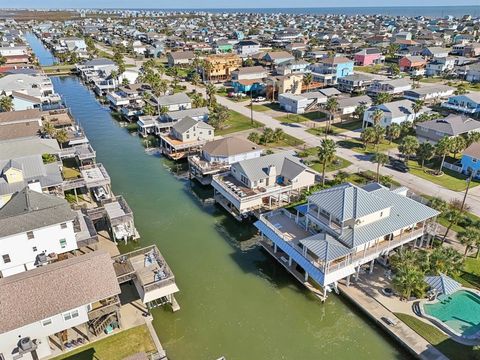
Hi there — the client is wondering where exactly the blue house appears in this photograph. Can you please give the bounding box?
[461,142,480,179]
[442,93,480,115]
[308,56,354,85]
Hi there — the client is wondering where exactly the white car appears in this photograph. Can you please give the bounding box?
[254,96,266,102]
[93,186,109,202]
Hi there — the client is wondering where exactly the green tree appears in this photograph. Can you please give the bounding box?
[370,108,384,126]
[450,136,466,159]
[386,123,401,144]
[455,83,468,95]
[303,72,313,92]
[457,227,480,258]
[387,43,400,58]
[429,197,448,214]
[388,63,400,76]
[333,170,349,185]
[206,83,217,107]
[209,105,229,130]
[435,136,452,172]
[0,96,13,112]
[372,152,389,182]
[426,247,463,276]
[466,131,480,147]
[272,128,285,143]
[42,121,56,137]
[360,127,375,149]
[54,129,68,149]
[143,103,156,116]
[411,100,425,123]
[247,132,260,144]
[191,72,201,86]
[353,103,367,121]
[261,127,275,144]
[398,135,419,163]
[372,125,386,151]
[416,142,435,169]
[317,138,336,186]
[324,97,338,137]
[374,92,393,105]
[393,267,427,300]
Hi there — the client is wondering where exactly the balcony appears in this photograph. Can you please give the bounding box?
[188,155,230,175]
[441,102,479,114]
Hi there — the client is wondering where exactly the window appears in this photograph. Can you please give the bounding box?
[63,310,79,321]
[59,239,67,249]
[60,223,67,229]
[32,246,37,252]
[27,231,34,240]
[2,254,10,264]
[42,318,52,326]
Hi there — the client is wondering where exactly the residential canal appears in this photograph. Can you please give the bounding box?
[22,25,411,358]
[48,75,409,360]
[25,32,57,66]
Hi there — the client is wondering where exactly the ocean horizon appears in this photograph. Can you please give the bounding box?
[120,6,479,17]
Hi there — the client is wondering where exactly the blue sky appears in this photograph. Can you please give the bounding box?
[8,1,478,9]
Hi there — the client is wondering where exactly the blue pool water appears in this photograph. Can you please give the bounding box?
[424,290,480,337]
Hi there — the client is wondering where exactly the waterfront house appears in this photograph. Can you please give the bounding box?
[153,92,192,112]
[254,183,439,299]
[416,114,480,144]
[354,48,384,66]
[363,99,428,128]
[460,142,480,178]
[211,151,316,220]
[159,116,214,160]
[0,187,77,277]
[441,92,480,115]
[0,109,43,140]
[367,78,412,96]
[278,92,327,114]
[0,251,122,360]
[308,56,354,85]
[403,84,455,103]
[167,51,195,67]
[188,137,262,185]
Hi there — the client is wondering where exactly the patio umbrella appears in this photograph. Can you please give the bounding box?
[424,273,461,296]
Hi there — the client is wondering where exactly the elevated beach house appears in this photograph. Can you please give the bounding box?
[211,152,316,220]
[188,137,262,185]
[254,183,439,300]
[416,114,480,144]
[363,99,428,128]
[441,92,480,115]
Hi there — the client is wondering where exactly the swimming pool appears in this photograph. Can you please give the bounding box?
[423,290,480,337]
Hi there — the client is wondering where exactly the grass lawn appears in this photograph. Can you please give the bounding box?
[394,313,478,360]
[354,64,384,74]
[276,112,327,123]
[267,133,305,147]
[42,64,76,74]
[62,163,81,180]
[250,103,281,112]
[216,110,262,135]
[337,138,397,155]
[309,156,352,173]
[406,160,480,192]
[453,256,480,290]
[51,325,156,360]
[307,120,362,136]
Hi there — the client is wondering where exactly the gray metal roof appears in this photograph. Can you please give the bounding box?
[0,138,60,160]
[300,233,352,262]
[172,116,214,134]
[0,187,76,238]
[156,92,191,106]
[166,107,209,121]
[425,274,461,295]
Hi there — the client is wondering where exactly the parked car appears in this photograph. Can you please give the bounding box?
[93,186,109,201]
[389,159,409,173]
[254,96,266,102]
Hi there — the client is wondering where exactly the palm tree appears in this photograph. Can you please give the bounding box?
[272,128,285,143]
[374,92,393,105]
[0,96,13,112]
[387,43,400,59]
[190,92,204,108]
[303,72,313,92]
[247,132,260,144]
[455,83,467,95]
[143,103,156,116]
[54,129,68,149]
[398,135,419,163]
[372,152,389,182]
[386,123,401,144]
[388,63,400,76]
[325,97,338,137]
[393,267,427,300]
[466,132,480,147]
[191,72,201,86]
[159,105,169,118]
[317,138,336,186]
[209,105,230,130]
[427,247,463,276]
[416,142,435,169]
[360,127,375,149]
[411,100,425,123]
[333,170,349,185]
[457,227,480,258]
[435,136,452,173]
[261,127,275,144]
[429,197,448,214]
[206,83,216,107]
[370,108,384,126]
[372,125,386,151]
[442,207,464,243]
[450,136,466,159]
[42,121,56,137]
[353,103,367,121]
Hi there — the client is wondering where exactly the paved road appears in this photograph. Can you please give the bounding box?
[92,46,480,215]
[94,43,142,68]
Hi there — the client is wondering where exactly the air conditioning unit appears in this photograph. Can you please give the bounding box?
[18,337,33,351]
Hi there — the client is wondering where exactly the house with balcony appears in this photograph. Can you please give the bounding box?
[367,78,412,96]
[425,57,455,77]
[152,92,192,112]
[337,73,376,93]
[167,51,195,67]
[441,92,480,115]
[201,54,242,82]
[363,99,428,128]
[188,137,262,185]
[106,83,150,112]
[254,183,439,300]
[354,48,384,66]
[211,152,316,220]
[0,187,77,278]
[0,251,122,360]
[235,40,261,57]
[308,56,354,86]
[159,116,214,160]
[231,66,268,94]
[398,56,427,76]
[403,84,455,103]
[278,92,327,114]
[460,142,480,179]
[416,114,480,144]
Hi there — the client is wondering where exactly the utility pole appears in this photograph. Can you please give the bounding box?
[250,90,253,125]
[461,170,477,211]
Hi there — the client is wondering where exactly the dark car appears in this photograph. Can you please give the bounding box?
[389,160,409,173]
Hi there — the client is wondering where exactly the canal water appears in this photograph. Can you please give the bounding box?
[25,32,57,66]
[27,32,409,359]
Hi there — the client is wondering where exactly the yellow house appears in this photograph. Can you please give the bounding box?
[265,74,304,100]
[0,161,24,206]
[202,54,242,82]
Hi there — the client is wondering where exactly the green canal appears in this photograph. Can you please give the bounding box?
[49,75,410,360]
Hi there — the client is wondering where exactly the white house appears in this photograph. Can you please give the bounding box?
[0,251,121,360]
[367,78,412,96]
[0,188,77,277]
[363,99,428,128]
[155,92,192,112]
[278,92,327,114]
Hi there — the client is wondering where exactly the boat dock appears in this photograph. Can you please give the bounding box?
[339,283,448,360]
